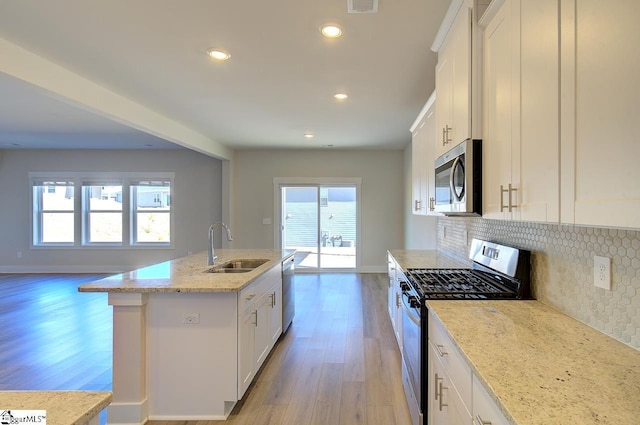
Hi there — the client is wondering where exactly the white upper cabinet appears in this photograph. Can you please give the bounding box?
[433,0,472,158]
[481,0,560,222]
[560,0,640,229]
[411,92,437,215]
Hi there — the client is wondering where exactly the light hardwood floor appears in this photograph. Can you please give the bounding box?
[0,272,410,425]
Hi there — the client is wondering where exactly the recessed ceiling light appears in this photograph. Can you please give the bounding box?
[304,133,314,139]
[334,93,348,100]
[206,48,231,61]
[321,24,343,38]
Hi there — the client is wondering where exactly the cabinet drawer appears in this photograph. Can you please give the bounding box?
[429,310,472,409]
[239,265,281,313]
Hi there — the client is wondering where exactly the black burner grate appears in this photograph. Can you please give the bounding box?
[406,269,518,300]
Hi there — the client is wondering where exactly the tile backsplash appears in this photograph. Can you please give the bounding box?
[437,217,640,349]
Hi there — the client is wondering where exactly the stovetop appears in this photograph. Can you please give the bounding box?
[405,268,519,300]
[402,239,532,301]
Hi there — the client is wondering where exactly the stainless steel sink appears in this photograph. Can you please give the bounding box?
[205,258,270,274]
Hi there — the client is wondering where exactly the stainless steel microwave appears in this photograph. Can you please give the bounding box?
[433,139,482,216]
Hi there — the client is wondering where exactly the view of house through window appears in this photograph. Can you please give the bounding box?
[281,184,357,269]
[31,173,173,247]
[132,180,171,243]
[84,185,123,243]
[32,179,75,244]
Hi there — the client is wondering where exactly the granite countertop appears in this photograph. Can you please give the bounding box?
[427,300,640,425]
[78,249,295,293]
[0,391,111,425]
[388,249,468,270]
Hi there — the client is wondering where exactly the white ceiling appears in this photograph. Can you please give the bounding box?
[0,0,449,156]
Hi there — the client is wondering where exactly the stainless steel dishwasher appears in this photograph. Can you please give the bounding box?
[282,256,295,332]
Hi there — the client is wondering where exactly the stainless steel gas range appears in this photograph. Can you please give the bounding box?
[399,239,531,425]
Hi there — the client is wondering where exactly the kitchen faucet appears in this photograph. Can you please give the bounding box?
[208,222,233,266]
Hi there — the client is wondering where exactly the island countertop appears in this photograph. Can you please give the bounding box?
[0,391,111,425]
[427,300,640,425]
[78,249,295,293]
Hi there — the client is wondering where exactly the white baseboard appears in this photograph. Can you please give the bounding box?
[107,399,148,425]
[0,265,126,274]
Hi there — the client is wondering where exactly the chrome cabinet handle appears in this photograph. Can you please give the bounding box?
[474,415,492,425]
[395,292,401,308]
[435,373,443,400]
[438,381,448,411]
[436,344,448,357]
[252,310,258,327]
[429,197,435,211]
[442,125,452,146]
[500,184,518,212]
[245,294,255,301]
[414,199,421,211]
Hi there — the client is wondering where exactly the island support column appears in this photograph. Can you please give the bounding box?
[107,293,149,425]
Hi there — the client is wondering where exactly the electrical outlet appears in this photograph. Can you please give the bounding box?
[463,231,468,245]
[183,313,200,324]
[593,256,611,290]
[17,251,22,259]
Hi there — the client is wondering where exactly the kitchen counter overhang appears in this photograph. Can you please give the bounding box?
[78,249,295,293]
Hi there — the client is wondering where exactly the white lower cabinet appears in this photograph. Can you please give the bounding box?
[387,252,403,351]
[237,266,283,399]
[429,343,472,425]
[429,309,510,425]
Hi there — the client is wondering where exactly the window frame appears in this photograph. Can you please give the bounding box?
[31,177,77,247]
[29,172,175,249]
[130,179,172,246]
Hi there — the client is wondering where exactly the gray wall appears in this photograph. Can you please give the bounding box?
[232,149,405,272]
[0,149,222,272]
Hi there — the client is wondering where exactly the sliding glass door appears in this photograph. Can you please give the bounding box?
[280,184,357,270]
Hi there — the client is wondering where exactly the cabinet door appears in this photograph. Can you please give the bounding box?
[519,0,559,222]
[482,0,516,220]
[254,293,271,370]
[238,308,256,398]
[429,344,472,425]
[387,254,397,327]
[268,281,282,347]
[412,119,428,215]
[436,47,454,158]
[450,5,472,147]
[560,0,640,228]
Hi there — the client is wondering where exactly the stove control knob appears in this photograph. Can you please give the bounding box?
[400,282,411,292]
[409,296,422,309]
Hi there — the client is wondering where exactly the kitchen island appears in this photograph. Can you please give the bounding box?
[78,249,294,425]
[0,391,111,425]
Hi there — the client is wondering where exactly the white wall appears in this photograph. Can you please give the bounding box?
[232,149,405,272]
[0,149,223,272]
[403,143,437,249]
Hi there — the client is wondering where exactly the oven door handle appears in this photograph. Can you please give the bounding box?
[401,293,421,326]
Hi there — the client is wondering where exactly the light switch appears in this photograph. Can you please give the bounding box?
[262,218,272,225]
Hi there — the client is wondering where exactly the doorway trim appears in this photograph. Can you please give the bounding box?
[274,177,362,272]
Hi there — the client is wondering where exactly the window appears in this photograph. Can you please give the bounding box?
[32,179,75,245]
[131,179,171,244]
[30,172,173,248]
[82,182,123,244]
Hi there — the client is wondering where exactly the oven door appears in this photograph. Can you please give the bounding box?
[401,292,422,422]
